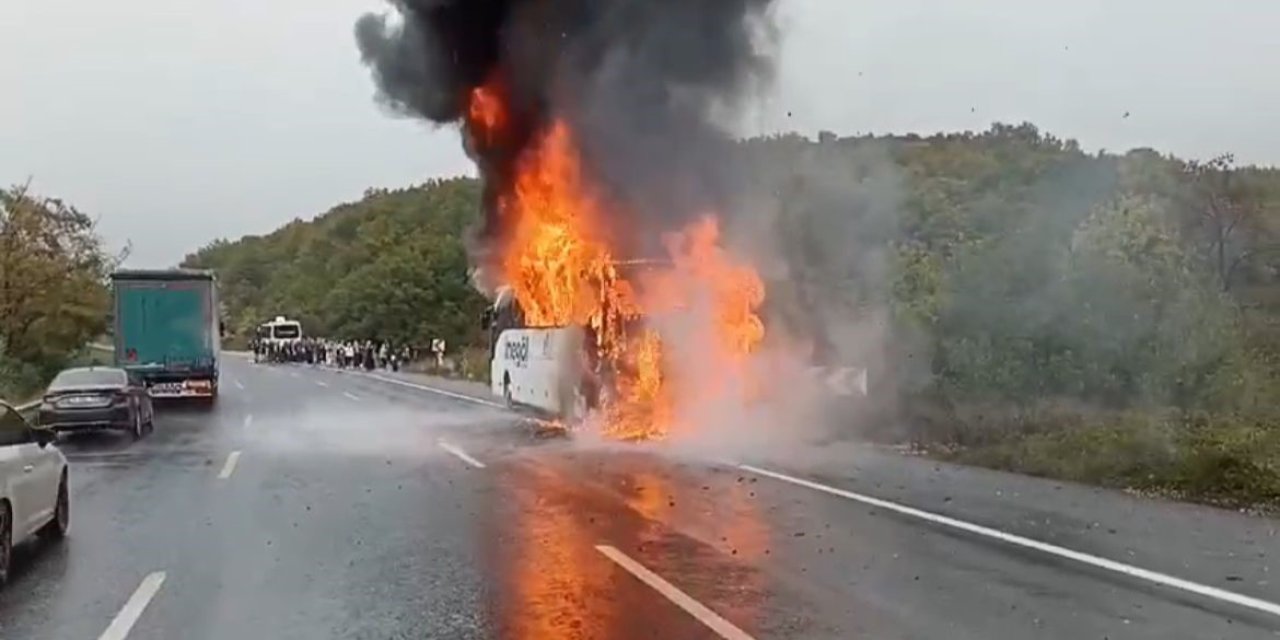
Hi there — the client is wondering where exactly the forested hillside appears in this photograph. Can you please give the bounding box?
[742,125,1280,410]
[739,125,1280,505]
[185,123,1280,505]
[183,177,489,351]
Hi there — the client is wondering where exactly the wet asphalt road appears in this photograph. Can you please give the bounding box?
[0,356,1277,639]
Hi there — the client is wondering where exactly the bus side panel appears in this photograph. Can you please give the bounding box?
[492,328,582,416]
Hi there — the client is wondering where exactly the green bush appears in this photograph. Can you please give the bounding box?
[0,349,45,404]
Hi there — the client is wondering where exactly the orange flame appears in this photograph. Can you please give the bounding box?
[662,216,766,360]
[467,81,506,143]
[644,217,767,413]
[502,121,618,328]
[476,89,765,440]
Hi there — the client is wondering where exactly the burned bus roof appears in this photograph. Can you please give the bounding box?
[612,258,673,266]
[490,258,674,311]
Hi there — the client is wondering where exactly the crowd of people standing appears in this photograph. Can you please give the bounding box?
[251,337,414,372]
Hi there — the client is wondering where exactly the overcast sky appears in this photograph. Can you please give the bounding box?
[3,1,1277,267]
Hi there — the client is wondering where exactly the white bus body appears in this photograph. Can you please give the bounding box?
[483,286,596,421]
[490,326,589,420]
[259,316,303,344]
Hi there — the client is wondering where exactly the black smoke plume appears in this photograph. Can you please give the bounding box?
[355,0,777,262]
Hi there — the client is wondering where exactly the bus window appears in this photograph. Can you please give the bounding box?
[487,292,525,359]
[272,323,301,340]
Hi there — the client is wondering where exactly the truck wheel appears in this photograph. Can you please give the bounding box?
[143,403,155,435]
[199,387,218,409]
[131,408,145,440]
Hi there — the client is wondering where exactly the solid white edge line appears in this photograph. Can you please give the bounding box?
[596,545,755,640]
[437,440,486,469]
[217,451,242,480]
[739,464,1280,619]
[343,391,362,401]
[363,372,507,409]
[97,571,166,640]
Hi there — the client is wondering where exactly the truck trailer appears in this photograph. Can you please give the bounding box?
[111,269,221,400]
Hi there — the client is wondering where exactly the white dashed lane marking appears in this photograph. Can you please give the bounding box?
[596,545,754,640]
[437,440,485,469]
[217,451,242,480]
[97,571,166,640]
[361,372,505,409]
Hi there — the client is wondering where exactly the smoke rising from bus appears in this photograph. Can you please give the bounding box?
[355,0,777,265]
[354,0,785,441]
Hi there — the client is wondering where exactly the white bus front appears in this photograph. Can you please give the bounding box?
[484,289,590,421]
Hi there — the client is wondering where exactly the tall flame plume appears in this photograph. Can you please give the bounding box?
[467,80,765,440]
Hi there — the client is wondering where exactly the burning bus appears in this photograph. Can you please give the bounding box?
[357,0,774,440]
[460,111,768,441]
[483,259,678,429]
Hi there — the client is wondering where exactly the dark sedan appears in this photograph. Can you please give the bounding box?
[37,367,154,439]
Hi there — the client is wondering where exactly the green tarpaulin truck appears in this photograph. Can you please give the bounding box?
[110,269,221,400]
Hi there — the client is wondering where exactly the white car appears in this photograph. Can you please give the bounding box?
[0,400,69,585]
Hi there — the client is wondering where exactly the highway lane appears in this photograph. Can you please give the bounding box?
[0,356,1275,638]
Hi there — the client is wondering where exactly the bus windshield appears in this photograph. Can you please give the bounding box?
[272,323,301,340]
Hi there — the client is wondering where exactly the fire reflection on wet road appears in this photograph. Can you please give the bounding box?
[484,449,775,640]
[489,459,621,640]
[620,466,771,632]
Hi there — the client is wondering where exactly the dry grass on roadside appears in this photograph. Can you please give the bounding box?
[406,346,489,382]
[916,403,1280,511]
